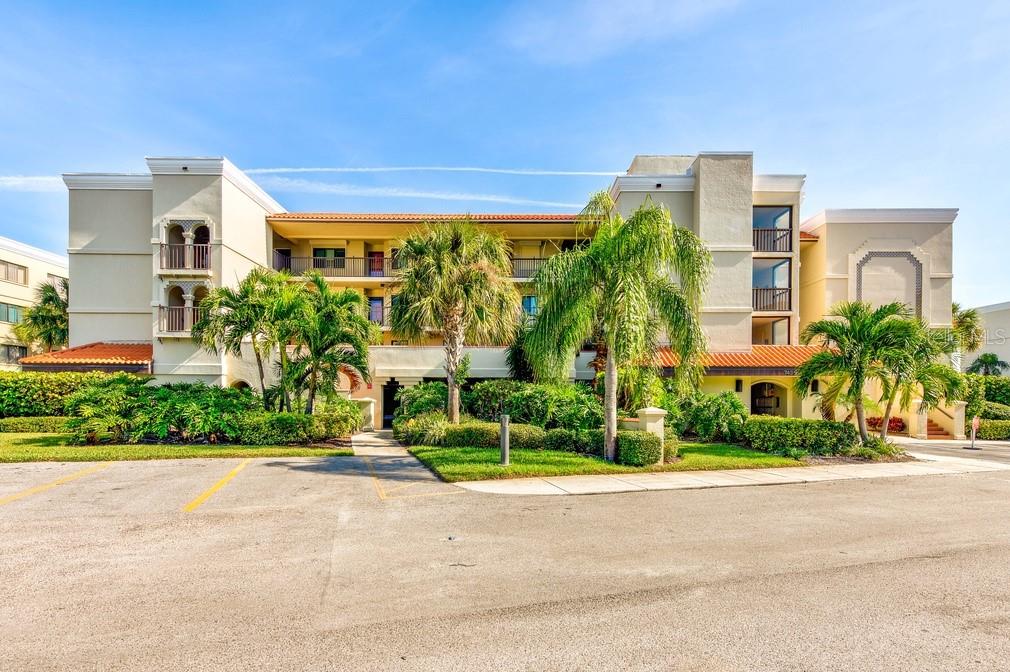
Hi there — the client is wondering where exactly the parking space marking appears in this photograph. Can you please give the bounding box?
[0,462,111,507]
[362,456,462,501]
[182,459,251,512]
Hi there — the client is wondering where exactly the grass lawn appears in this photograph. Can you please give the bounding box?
[408,442,802,483]
[0,433,354,463]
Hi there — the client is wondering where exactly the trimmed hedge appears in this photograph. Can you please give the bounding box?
[394,382,448,420]
[0,371,127,417]
[980,400,1010,421]
[442,421,546,451]
[0,416,71,433]
[983,376,1010,407]
[743,416,859,456]
[977,419,1010,440]
[544,428,601,455]
[463,380,604,430]
[237,413,316,445]
[615,430,661,466]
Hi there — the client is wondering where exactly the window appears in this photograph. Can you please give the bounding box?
[0,260,28,285]
[752,258,791,288]
[0,303,23,324]
[752,206,791,230]
[0,344,27,364]
[522,295,538,317]
[312,248,345,269]
[46,273,66,285]
[369,297,384,324]
[752,317,789,345]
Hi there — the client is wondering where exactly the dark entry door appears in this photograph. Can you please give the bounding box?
[382,379,401,429]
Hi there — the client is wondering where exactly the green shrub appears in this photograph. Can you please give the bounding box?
[743,416,859,456]
[508,423,546,450]
[464,380,603,430]
[0,371,132,417]
[544,428,600,454]
[688,391,748,442]
[983,376,1010,406]
[615,430,662,466]
[442,420,545,450]
[0,416,71,433]
[977,419,1010,440]
[394,382,447,420]
[980,400,1010,420]
[542,384,604,430]
[393,411,448,446]
[464,380,523,420]
[237,413,316,445]
[314,397,363,437]
[962,372,986,421]
[664,428,679,461]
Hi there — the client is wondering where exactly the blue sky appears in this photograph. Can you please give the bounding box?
[1,0,1008,304]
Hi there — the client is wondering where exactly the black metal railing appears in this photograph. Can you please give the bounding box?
[752,288,791,311]
[752,228,792,252]
[511,258,543,278]
[160,244,211,270]
[158,306,207,333]
[277,255,393,277]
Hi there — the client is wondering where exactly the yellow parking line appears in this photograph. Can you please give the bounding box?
[0,462,111,507]
[363,457,387,500]
[182,459,251,512]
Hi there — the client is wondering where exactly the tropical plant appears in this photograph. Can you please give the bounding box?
[952,302,984,353]
[525,192,710,461]
[390,218,520,423]
[506,314,536,382]
[286,272,377,415]
[967,352,1009,376]
[15,277,69,352]
[795,301,919,443]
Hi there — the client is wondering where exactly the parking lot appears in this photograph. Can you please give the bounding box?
[4,448,1010,670]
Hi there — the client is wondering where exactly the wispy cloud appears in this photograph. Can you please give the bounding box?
[0,176,63,192]
[256,176,583,209]
[247,166,620,176]
[501,0,739,64]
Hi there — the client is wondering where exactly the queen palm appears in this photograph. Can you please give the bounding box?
[795,301,918,443]
[391,218,520,423]
[952,302,984,353]
[526,192,710,462]
[967,352,1010,376]
[15,277,69,352]
[288,272,377,415]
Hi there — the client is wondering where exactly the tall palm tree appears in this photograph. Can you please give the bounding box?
[526,192,711,461]
[795,301,918,443]
[967,352,1010,376]
[878,321,962,439]
[15,277,69,352]
[952,302,984,353]
[288,272,377,415]
[391,218,520,423]
[193,268,280,406]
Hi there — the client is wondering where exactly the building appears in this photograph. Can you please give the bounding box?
[964,302,1010,374]
[0,236,69,370]
[26,152,959,435]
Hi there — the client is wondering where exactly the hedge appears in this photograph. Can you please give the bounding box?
[977,420,1010,440]
[0,416,71,433]
[983,376,1010,407]
[463,380,603,430]
[963,373,986,421]
[393,411,448,446]
[743,416,859,456]
[980,400,1010,421]
[236,413,317,445]
[0,371,126,417]
[544,428,600,455]
[442,421,546,451]
[615,430,662,466]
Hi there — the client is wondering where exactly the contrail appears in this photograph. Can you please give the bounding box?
[247,166,622,176]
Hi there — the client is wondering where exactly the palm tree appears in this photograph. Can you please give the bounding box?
[193,268,280,406]
[391,218,520,423]
[952,302,984,353]
[15,277,69,352]
[967,352,1010,376]
[288,272,376,415]
[878,321,962,439]
[525,192,710,461]
[795,301,918,443]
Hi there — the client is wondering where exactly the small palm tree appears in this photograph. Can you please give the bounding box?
[967,352,1010,376]
[15,277,69,352]
[391,218,520,423]
[952,302,984,353]
[795,301,919,443]
[289,273,377,415]
[526,192,710,461]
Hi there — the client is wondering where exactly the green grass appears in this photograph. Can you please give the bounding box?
[408,442,802,482]
[0,433,353,463]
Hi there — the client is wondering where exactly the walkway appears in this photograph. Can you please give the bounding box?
[455,451,1010,496]
[352,430,461,500]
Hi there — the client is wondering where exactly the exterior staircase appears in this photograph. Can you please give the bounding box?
[926,419,952,440]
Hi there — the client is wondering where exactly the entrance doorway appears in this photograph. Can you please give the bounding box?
[382,379,402,429]
[751,382,787,416]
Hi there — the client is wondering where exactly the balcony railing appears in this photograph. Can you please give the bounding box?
[274,252,547,280]
[158,305,207,333]
[511,258,543,279]
[752,288,791,312]
[160,244,211,271]
[752,228,792,253]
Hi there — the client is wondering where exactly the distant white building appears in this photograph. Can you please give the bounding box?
[966,302,1010,374]
[0,236,68,370]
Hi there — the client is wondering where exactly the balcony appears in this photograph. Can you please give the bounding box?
[158,306,206,334]
[160,244,211,271]
[511,258,543,279]
[752,288,791,312]
[274,252,546,280]
[752,228,792,253]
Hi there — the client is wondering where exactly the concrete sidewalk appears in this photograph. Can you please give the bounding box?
[455,451,1010,496]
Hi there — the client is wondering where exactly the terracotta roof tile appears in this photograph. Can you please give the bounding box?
[267,212,579,222]
[799,230,818,241]
[656,344,822,370]
[20,342,153,366]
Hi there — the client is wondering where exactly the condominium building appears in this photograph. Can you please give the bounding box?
[24,153,958,434]
[0,236,69,370]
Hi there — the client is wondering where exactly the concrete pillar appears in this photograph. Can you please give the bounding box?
[951,401,967,440]
[637,407,667,465]
[182,230,195,269]
[908,400,928,440]
[182,293,194,331]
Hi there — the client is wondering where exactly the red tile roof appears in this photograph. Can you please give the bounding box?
[656,344,822,370]
[268,212,579,222]
[20,342,153,366]
[799,231,818,241]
